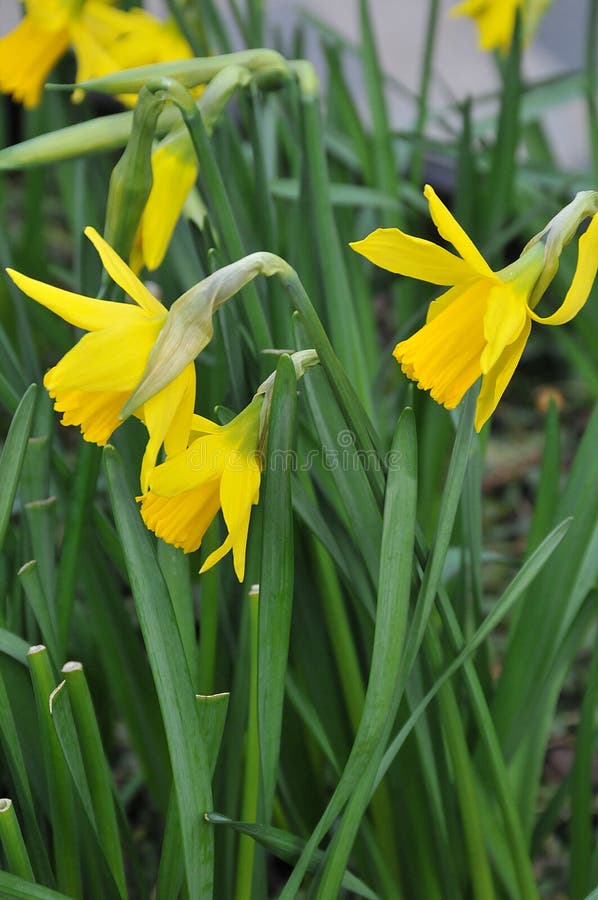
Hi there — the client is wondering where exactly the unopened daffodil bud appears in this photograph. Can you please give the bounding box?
[103,85,166,265]
[53,49,290,99]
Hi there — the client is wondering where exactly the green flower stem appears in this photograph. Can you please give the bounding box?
[164,0,209,56]
[154,78,273,370]
[359,0,402,224]
[62,663,127,899]
[235,589,260,900]
[299,88,374,417]
[0,799,35,881]
[27,646,82,898]
[410,0,440,185]
[586,0,598,181]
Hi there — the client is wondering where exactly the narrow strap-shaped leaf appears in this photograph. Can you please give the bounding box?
[62,663,127,899]
[258,354,297,823]
[0,871,75,899]
[27,647,81,898]
[281,407,417,897]
[207,813,379,900]
[0,384,37,552]
[156,692,229,900]
[0,799,35,881]
[104,446,214,898]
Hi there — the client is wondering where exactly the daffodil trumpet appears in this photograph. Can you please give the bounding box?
[351,186,598,431]
[139,350,318,582]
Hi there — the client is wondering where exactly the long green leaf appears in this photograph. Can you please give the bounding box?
[258,354,297,822]
[104,446,214,898]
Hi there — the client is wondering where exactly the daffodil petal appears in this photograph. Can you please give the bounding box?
[475,319,531,431]
[219,457,261,582]
[527,213,598,325]
[190,415,222,439]
[426,282,470,322]
[140,131,198,271]
[44,316,164,394]
[424,184,494,277]
[350,227,479,286]
[0,17,69,108]
[200,534,233,576]
[480,283,528,373]
[139,362,196,492]
[5,267,147,331]
[149,433,224,496]
[83,227,165,314]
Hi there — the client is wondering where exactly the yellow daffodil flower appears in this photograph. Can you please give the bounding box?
[6,226,195,490]
[140,396,264,582]
[451,0,552,54]
[350,184,598,431]
[0,0,192,109]
[130,127,198,273]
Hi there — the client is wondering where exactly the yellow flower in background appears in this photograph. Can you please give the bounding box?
[350,185,598,431]
[0,0,193,109]
[451,0,552,54]
[140,396,264,582]
[130,127,199,273]
[6,227,195,490]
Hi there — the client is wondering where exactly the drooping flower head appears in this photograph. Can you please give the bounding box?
[351,185,598,431]
[140,396,264,582]
[139,349,319,582]
[451,0,552,54]
[6,227,195,490]
[0,0,193,109]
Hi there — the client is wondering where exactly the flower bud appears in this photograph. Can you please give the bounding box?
[103,85,166,264]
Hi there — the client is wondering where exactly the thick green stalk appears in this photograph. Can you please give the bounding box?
[410,0,440,185]
[299,90,373,415]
